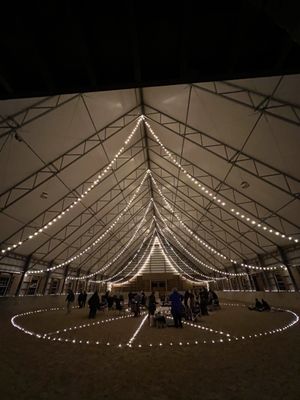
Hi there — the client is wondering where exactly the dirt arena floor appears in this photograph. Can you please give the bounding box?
[1,295,300,400]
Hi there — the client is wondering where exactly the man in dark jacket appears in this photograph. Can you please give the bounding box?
[88,291,100,319]
[66,289,75,314]
[169,288,184,328]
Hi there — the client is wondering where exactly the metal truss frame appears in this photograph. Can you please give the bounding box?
[154,214,224,276]
[157,230,214,280]
[35,185,150,269]
[192,80,300,128]
[0,105,141,212]
[150,165,278,258]
[77,201,151,275]
[148,137,300,235]
[83,210,153,275]
[102,230,154,280]
[29,183,150,270]
[80,96,143,230]
[154,197,226,269]
[157,193,282,268]
[0,94,81,140]
[144,106,300,201]
[1,139,146,250]
[155,193,284,270]
[29,196,151,276]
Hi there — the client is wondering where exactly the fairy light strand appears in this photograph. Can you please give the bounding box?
[26,171,150,275]
[89,224,155,284]
[11,304,299,348]
[157,233,210,283]
[154,202,246,277]
[1,115,145,256]
[112,234,158,286]
[144,119,299,245]
[67,201,153,280]
[156,223,224,281]
[151,173,286,272]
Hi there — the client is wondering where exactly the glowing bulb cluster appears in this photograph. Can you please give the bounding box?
[144,119,299,245]
[1,115,145,256]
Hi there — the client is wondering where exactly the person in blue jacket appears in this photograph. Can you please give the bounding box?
[169,288,184,328]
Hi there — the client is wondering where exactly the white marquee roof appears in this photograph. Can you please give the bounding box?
[0,74,300,279]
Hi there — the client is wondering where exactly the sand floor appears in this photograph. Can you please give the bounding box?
[1,295,300,400]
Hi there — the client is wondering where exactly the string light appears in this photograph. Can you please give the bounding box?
[151,174,286,272]
[154,201,246,277]
[156,225,222,282]
[1,115,146,256]
[11,304,299,348]
[156,232,210,283]
[144,119,299,245]
[90,226,155,284]
[112,234,158,286]
[127,314,148,347]
[67,201,153,280]
[26,172,151,275]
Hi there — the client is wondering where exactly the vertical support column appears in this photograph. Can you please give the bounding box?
[224,267,232,290]
[257,254,271,291]
[277,246,298,291]
[15,255,32,297]
[246,270,254,290]
[42,261,54,295]
[60,264,69,295]
[74,269,81,293]
[42,271,52,295]
[232,264,242,290]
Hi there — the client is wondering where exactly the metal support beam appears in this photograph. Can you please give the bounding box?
[192,81,300,128]
[139,88,155,219]
[148,141,300,234]
[42,264,53,295]
[257,254,272,291]
[145,105,300,200]
[60,264,70,295]
[15,254,32,296]
[151,163,280,259]
[277,246,299,291]
[0,94,80,140]
[1,138,146,253]
[74,269,81,293]
[29,167,148,268]
[0,106,140,212]
[232,264,242,290]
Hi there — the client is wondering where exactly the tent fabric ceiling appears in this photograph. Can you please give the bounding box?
[0,74,300,278]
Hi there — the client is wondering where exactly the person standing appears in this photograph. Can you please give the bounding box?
[169,288,184,328]
[82,290,87,308]
[88,291,100,319]
[66,289,75,314]
[148,291,157,326]
[78,290,84,308]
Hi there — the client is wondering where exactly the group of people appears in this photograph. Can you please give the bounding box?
[248,298,271,312]
[66,286,221,325]
[143,287,220,328]
[128,291,146,317]
[65,289,124,318]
